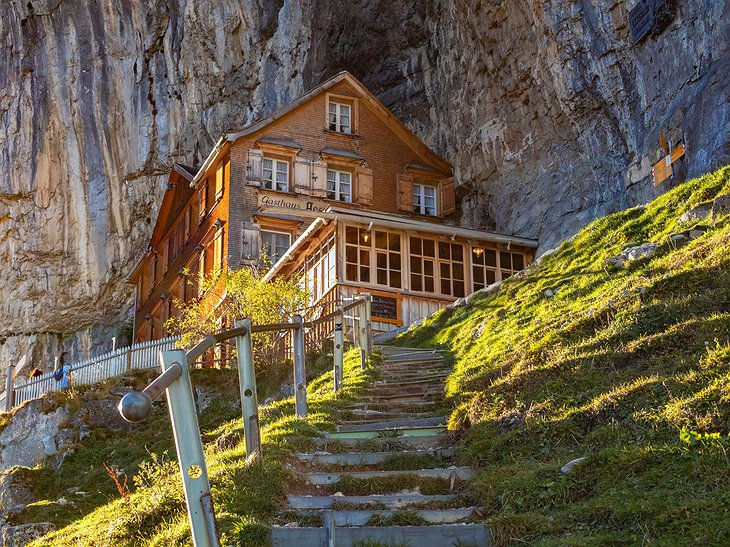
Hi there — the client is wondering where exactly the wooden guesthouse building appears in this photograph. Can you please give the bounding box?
[129,72,538,344]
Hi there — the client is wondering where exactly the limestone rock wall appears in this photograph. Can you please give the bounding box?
[1,0,728,375]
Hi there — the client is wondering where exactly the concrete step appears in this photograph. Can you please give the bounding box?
[373,377,448,388]
[323,425,447,440]
[341,408,442,420]
[336,416,446,432]
[292,507,478,526]
[306,467,476,485]
[362,393,445,404]
[295,448,454,466]
[271,523,490,546]
[287,493,458,509]
[363,386,444,397]
[346,400,446,412]
[315,434,448,449]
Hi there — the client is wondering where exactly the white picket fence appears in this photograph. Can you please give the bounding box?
[10,336,180,408]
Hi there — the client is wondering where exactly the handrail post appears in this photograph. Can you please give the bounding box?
[292,315,307,418]
[162,350,219,547]
[364,294,373,359]
[4,367,13,413]
[358,298,368,370]
[333,307,344,392]
[235,319,261,463]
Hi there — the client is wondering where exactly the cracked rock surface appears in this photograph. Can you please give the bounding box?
[1,0,728,374]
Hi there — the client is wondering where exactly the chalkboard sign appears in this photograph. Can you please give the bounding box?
[371,294,399,322]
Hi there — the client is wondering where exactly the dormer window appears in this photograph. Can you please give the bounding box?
[413,183,437,216]
[263,158,289,192]
[328,101,351,134]
[327,169,352,202]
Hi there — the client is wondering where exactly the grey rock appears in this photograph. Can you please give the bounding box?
[712,194,730,216]
[606,242,659,267]
[0,400,68,473]
[560,457,587,474]
[669,233,689,246]
[0,522,55,547]
[689,229,705,239]
[71,399,132,432]
[679,204,713,225]
[54,428,77,450]
[78,425,91,441]
[0,473,34,510]
[544,288,556,298]
[280,383,295,398]
[194,387,219,414]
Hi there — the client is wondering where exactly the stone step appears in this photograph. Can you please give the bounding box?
[346,400,446,412]
[292,507,478,526]
[362,393,445,404]
[373,377,448,388]
[341,408,441,420]
[315,434,448,449]
[271,523,490,546]
[306,467,476,485]
[363,385,444,397]
[336,416,446,432]
[287,493,458,509]
[323,425,447,440]
[376,345,445,353]
[295,448,454,466]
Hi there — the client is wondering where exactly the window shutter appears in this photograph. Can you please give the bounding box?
[311,160,328,198]
[198,248,206,295]
[294,157,311,194]
[440,177,456,215]
[397,174,414,212]
[214,228,224,272]
[242,222,261,261]
[357,167,373,206]
[215,164,224,199]
[247,149,263,185]
[198,183,207,221]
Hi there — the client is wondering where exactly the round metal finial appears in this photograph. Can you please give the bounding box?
[118,391,153,423]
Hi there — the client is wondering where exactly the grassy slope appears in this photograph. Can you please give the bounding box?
[396,166,730,545]
[3,349,375,546]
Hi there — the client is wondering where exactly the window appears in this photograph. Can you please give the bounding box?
[438,241,465,297]
[263,158,289,191]
[328,101,351,133]
[410,237,436,293]
[375,231,401,289]
[413,183,437,216]
[327,169,352,202]
[261,231,291,262]
[472,248,497,291]
[499,251,525,279]
[345,226,371,283]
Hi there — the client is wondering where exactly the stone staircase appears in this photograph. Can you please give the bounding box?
[271,345,491,546]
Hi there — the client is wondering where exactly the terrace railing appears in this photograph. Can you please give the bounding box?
[6,336,180,410]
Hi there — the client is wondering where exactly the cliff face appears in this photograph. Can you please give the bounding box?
[0,0,728,373]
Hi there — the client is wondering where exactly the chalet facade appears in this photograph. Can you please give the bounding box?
[129,72,538,343]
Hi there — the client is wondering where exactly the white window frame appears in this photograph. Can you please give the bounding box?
[261,230,291,262]
[262,158,290,192]
[328,101,352,134]
[326,169,352,202]
[413,183,438,216]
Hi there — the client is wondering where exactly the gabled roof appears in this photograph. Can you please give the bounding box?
[190,71,452,187]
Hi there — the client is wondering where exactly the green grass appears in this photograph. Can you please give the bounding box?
[1,348,375,546]
[395,165,730,545]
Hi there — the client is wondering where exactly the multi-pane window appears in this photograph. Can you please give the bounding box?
[410,237,436,293]
[375,231,402,289]
[328,101,351,133]
[438,241,465,297]
[345,226,371,283]
[261,231,291,262]
[499,251,525,279]
[472,248,497,291]
[302,234,336,302]
[327,169,352,202]
[263,158,289,192]
[413,183,437,216]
